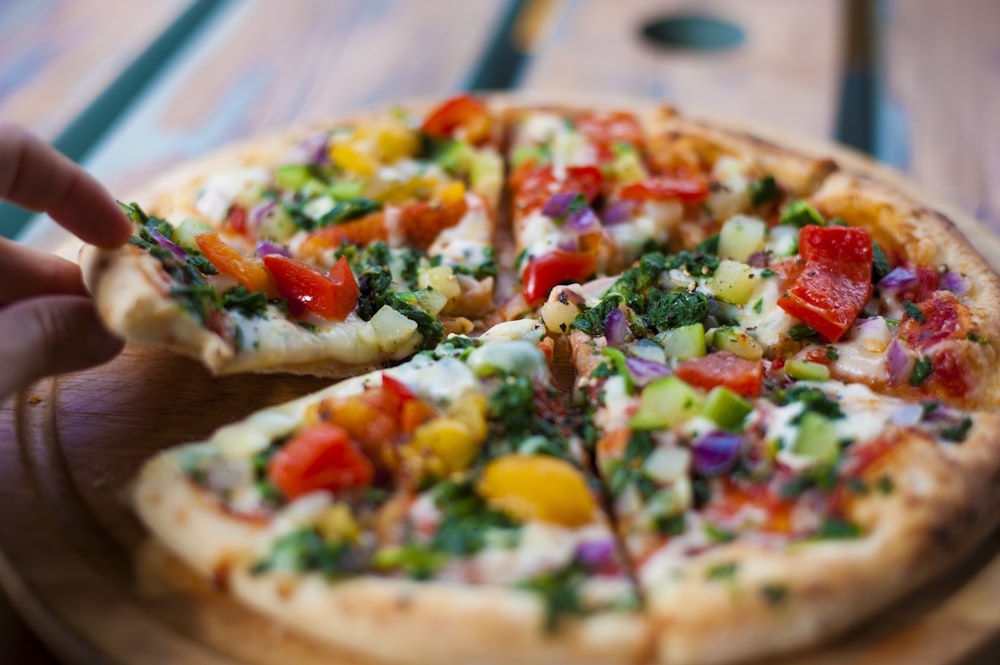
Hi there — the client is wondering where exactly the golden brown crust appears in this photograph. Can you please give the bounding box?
[810,172,1000,407]
[642,106,838,196]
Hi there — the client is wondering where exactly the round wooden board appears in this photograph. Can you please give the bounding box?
[4,96,1000,665]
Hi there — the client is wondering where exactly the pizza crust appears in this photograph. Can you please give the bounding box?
[642,415,1000,665]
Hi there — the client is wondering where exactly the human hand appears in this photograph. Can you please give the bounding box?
[0,125,132,400]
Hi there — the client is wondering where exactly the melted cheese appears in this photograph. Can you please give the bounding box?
[195,167,271,222]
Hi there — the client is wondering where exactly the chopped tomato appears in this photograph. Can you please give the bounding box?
[707,479,794,534]
[397,198,469,249]
[263,255,358,320]
[928,346,970,399]
[227,205,249,236]
[897,291,970,350]
[565,166,604,202]
[675,351,763,397]
[575,111,644,161]
[618,177,709,203]
[777,225,873,342]
[421,94,491,145]
[267,424,374,499]
[195,232,278,297]
[381,374,416,402]
[522,250,597,304]
[300,212,388,256]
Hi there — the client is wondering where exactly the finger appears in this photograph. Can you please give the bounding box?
[0,124,132,248]
[0,237,86,304]
[0,295,123,399]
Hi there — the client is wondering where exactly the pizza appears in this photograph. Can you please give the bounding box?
[85,95,1000,664]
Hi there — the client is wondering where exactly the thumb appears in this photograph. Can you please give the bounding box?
[0,295,124,399]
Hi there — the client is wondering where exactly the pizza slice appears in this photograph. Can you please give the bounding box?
[550,171,1000,663]
[82,95,504,377]
[502,105,838,315]
[133,320,647,665]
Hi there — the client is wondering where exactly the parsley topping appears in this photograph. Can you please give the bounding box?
[748,175,780,207]
[903,301,926,323]
[909,356,934,386]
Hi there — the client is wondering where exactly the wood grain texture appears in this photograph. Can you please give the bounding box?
[878,0,1000,233]
[519,0,843,140]
[83,0,508,197]
[0,0,191,140]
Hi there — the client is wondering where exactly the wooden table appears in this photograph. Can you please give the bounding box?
[1,0,998,662]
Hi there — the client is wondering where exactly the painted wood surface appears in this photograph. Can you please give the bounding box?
[877,0,1000,234]
[0,0,192,140]
[519,0,843,140]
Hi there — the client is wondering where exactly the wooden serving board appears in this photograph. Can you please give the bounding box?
[4,99,1000,665]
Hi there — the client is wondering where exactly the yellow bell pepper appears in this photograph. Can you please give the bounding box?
[477,455,596,528]
[330,142,377,178]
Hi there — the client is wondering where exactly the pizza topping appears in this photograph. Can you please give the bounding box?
[777,225,873,342]
[676,352,764,398]
[523,250,597,304]
[421,94,491,145]
[478,455,597,528]
[267,424,375,500]
[263,255,358,321]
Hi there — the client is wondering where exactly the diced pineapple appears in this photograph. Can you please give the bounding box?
[316,503,360,543]
[718,215,766,262]
[710,260,757,305]
[477,455,596,527]
[331,142,377,178]
[367,305,419,352]
[374,120,419,162]
[418,264,462,301]
[410,417,483,475]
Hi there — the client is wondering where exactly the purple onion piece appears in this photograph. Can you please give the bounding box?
[556,235,581,252]
[624,356,673,386]
[256,240,292,258]
[542,192,579,218]
[575,540,615,570]
[297,132,330,165]
[568,206,602,234]
[604,307,631,348]
[886,340,913,385]
[878,266,918,292]
[939,271,969,296]
[602,200,635,226]
[747,251,769,268]
[692,431,743,477]
[249,199,278,230]
[150,229,189,260]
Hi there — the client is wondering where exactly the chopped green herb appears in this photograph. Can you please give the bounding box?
[967,331,988,345]
[752,298,764,314]
[707,562,738,581]
[774,386,844,419]
[760,268,776,278]
[940,416,973,443]
[789,323,819,342]
[760,584,788,606]
[221,286,269,318]
[571,295,623,337]
[429,478,519,556]
[519,562,588,632]
[748,175,780,207]
[695,233,720,255]
[704,523,736,543]
[250,529,365,579]
[871,243,890,283]
[903,301,926,323]
[909,356,934,386]
[779,200,826,228]
[816,517,862,540]
[825,346,840,361]
[876,476,895,494]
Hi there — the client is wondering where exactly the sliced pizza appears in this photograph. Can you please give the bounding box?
[133,320,647,665]
[82,95,504,377]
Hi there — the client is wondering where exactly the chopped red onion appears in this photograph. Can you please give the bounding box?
[575,540,615,570]
[604,307,631,347]
[939,271,969,296]
[693,431,742,477]
[542,192,579,218]
[878,267,918,292]
[602,200,635,226]
[249,199,279,229]
[297,132,330,165]
[568,206,602,234]
[886,340,913,385]
[624,356,673,386]
[256,240,292,258]
[150,229,188,260]
[556,236,581,252]
[747,251,768,268]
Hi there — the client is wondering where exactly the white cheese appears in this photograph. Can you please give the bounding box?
[705,156,751,219]
[828,317,891,383]
[195,167,271,223]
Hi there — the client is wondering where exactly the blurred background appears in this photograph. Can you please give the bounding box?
[0,0,996,248]
[0,0,997,661]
